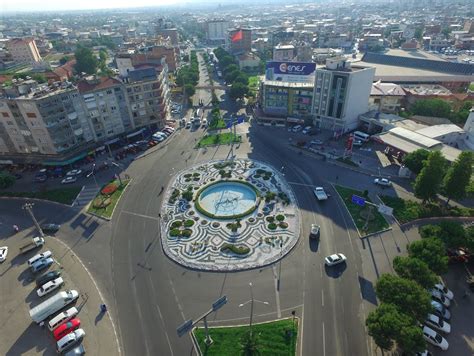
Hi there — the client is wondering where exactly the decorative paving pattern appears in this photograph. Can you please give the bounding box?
[160,159,300,271]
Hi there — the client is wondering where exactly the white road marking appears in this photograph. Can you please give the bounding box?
[272,265,282,319]
[121,210,159,220]
[321,289,324,307]
[206,304,304,324]
[156,304,174,356]
[322,322,326,356]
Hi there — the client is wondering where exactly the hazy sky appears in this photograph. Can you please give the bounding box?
[2,0,181,13]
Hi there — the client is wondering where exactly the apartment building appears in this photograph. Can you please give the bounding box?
[227,28,252,55]
[312,58,375,132]
[273,44,295,61]
[6,38,42,64]
[206,20,229,45]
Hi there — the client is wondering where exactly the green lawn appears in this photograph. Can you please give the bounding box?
[335,185,389,235]
[197,133,241,148]
[470,82,474,91]
[87,180,130,219]
[194,318,298,356]
[380,195,474,224]
[0,187,82,205]
[248,75,260,95]
[208,118,226,129]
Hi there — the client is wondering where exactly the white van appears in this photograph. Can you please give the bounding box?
[353,131,370,142]
[28,250,52,266]
[29,290,79,324]
[48,307,79,331]
[57,329,85,353]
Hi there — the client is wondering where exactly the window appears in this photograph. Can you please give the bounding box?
[106,90,112,95]
[1,112,9,117]
[26,112,37,118]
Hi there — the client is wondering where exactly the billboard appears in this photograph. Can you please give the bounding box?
[266,61,316,76]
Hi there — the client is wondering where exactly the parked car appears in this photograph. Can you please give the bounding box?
[28,250,53,266]
[425,313,451,334]
[292,125,302,132]
[352,140,363,146]
[302,126,312,135]
[431,300,451,320]
[422,326,449,350]
[36,270,61,287]
[430,289,451,308]
[37,277,64,297]
[31,257,54,273]
[61,176,77,184]
[185,121,192,129]
[57,329,85,353]
[41,223,61,234]
[202,118,208,127]
[374,178,391,187]
[433,283,454,300]
[310,224,320,239]
[34,174,48,183]
[324,253,346,266]
[0,246,8,262]
[63,343,85,356]
[54,318,81,341]
[310,139,323,145]
[66,169,82,176]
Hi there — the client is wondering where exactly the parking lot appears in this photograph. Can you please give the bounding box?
[0,231,118,355]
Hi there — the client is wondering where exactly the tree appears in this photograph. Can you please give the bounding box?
[411,98,452,118]
[393,256,438,289]
[234,73,249,85]
[223,64,239,75]
[414,151,447,203]
[402,149,430,174]
[219,55,235,69]
[0,173,15,189]
[438,221,467,249]
[407,238,448,275]
[419,224,442,239]
[225,69,241,83]
[443,151,473,205]
[74,46,98,75]
[240,331,261,356]
[366,303,425,353]
[229,82,248,101]
[184,83,195,97]
[414,27,424,41]
[375,274,432,321]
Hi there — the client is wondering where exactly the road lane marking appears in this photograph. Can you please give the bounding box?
[156,304,174,356]
[272,265,282,319]
[322,322,326,356]
[206,304,304,324]
[121,210,159,220]
[321,289,324,307]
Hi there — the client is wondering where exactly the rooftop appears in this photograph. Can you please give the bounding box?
[77,77,122,94]
[416,124,465,138]
[371,82,405,96]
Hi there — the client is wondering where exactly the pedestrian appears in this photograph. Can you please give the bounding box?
[158,213,161,218]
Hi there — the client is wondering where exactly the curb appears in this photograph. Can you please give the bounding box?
[0,195,77,208]
[400,216,474,230]
[85,179,132,222]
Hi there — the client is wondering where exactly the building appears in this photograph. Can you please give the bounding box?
[369,82,405,113]
[227,28,252,55]
[134,45,179,71]
[463,110,474,150]
[206,20,229,45]
[156,28,178,46]
[312,58,375,132]
[6,38,42,64]
[273,44,295,61]
[237,52,260,71]
[415,124,466,146]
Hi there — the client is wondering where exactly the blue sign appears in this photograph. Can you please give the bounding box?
[266,61,316,76]
[351,195,366,207]
[177,319,193,337]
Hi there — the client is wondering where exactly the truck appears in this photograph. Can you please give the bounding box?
[29,290,79,324]
[313,187,328,201]
[19,236,45,254]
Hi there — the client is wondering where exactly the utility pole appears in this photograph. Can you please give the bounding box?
[22,202,44,237]
[239,282,269,338]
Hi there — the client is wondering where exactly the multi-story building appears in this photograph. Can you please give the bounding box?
[273,44,295,61]
[369,82,405,113]
[6,38,42,64]
[206,20,229,45]
[312,58,375,132]
[156,28,179,46]
[227,28,252,55]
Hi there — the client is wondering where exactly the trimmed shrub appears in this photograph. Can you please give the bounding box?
[220,243,250,255]
[266,216,275,222]
[170,228,180,237]
[92,197,111,209]
[276,214,285,221]
[184,219,195,227]
[182,229,192,237]
[268,223,277,230]
[279,222,288,229]
[101,183,118,196]
[171,220,183,229]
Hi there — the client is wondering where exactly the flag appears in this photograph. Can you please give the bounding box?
[231,30,243,43]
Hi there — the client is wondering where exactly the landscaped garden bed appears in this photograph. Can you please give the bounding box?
[197,133,241,148]
[87,179,130,219]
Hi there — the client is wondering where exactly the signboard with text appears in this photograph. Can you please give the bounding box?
[266,61,316,83]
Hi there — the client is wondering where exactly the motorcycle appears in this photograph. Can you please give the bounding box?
[13,225,19,233]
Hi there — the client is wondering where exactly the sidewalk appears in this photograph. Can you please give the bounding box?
[0,233,120,355]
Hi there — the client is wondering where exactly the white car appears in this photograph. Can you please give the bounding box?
[0,246,8,262]
[37,277,64,297]
[310,139,323,145]
[292,125,302,132]
[61,176,77,184]
[425,313,451,334]
[374,178,391,186]
[202,118,208,127]
[430,289,451,308]
[325,253,346,266]
[302,126,312,134]
[57,328,85,353]
[431,300,451,320]
[310,224,320,239]
[422,326,449,350]
[353,139,363,146]
[66,169,82,176]
[433,283,454,300]
[28,250,53,266]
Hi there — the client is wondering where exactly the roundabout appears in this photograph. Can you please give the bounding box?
[160,159,300,271]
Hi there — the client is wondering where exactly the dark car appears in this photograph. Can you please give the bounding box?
[41,223,61,234]
[36,270,61,287]
[63,343,85,356]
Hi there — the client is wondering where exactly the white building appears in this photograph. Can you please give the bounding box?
[312,58,375,132]
[273,44,295,61]
[6,37,42,64]
[416,124,466,147]
[464,110,474,150]
[206,20,229,44]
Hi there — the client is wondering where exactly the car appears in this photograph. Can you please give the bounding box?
[31,257,54,273]
[36,270,61,287]
[430,289,451,308]
[28,250,53,266]
[164,126,175,131]
[0,246,8,262]
[416,351,433,356]
[422,326,449,350]
[185,121,191,128]
[61,176,77,184]
[63,343,85,356]
[302,126,312,134]
[431,300,451,320]
[41,223,61,234]
[37,276,64,297]
[162,128,174,135]
[54,318,81,341]
[202,118,208,127]
[152,135,165,142]
[292,125,302,132]
[374,178,391,187]
[66,169,82,176]
[57,329,85,353]
[324,253,346,266]
[433,283,454,300]
[34,174,47,183]
[425,313,451,334]
[352,139,363,146]
[310,139,323,145]
[310,224,320,239]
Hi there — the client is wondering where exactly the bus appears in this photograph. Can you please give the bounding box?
[353,131,370,142]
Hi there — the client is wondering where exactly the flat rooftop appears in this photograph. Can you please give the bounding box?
[384,49,447,62]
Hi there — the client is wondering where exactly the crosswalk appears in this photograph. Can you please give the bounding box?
[73,185,100,207]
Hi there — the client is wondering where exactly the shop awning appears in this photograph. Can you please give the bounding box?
[126,128,145,139]
[42,152,88,166]
[104,137,120,145]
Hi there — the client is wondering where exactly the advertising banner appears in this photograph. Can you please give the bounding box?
[265,61,316,83]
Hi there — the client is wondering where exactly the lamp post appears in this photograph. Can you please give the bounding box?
[22,202,44,237]
[239,282,269,338]
[110,162,123,186]
[87,164,99,189]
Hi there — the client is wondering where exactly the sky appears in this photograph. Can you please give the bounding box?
[2,0,182,13]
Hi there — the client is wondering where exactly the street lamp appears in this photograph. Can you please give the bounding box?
[239,282,269,338]
[110,162,123,186]
[22,202,44,237]
[87,164,99,189]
